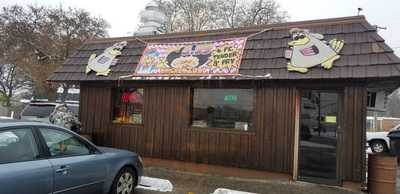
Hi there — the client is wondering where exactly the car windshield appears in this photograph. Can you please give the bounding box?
[22,104,56,117]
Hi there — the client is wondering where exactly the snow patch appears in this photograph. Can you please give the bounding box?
[137,176,173,192]
[212,188,257,194]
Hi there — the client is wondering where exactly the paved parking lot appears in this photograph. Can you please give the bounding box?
[134,167,362,194]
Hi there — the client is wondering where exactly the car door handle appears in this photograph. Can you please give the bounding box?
[55,165,70,175]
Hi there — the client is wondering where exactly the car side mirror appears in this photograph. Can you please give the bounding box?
[88,145,101,155]
[90,149,97,154]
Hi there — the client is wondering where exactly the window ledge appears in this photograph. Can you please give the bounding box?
[188,127,256,135]
[111,121,144,127]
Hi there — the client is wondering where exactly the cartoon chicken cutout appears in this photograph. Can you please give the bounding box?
[86,41,127,76]
[285,28,344,73]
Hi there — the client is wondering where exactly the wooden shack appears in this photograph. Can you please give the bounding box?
[48,16,400,189]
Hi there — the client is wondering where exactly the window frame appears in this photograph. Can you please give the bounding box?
[111,87,145,126]
[189,87,256,132]
[34,126,100,159]
[0,126,44,164]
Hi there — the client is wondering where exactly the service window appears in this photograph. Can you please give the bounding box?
[191,89,254,131]
[113,88,144,124]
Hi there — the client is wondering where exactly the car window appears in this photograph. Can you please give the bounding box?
[0,128,39,164]
[22,104,56,117]
[39,128,90,157]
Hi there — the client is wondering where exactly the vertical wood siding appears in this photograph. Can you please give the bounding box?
[79,85,112,146]
[254,87,297,173]
[342,86,366,182]
[79,82,365,182]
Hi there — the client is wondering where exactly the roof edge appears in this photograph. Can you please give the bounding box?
[87,15,366,44]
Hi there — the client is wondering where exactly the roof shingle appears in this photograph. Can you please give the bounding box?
[48,16,400,82]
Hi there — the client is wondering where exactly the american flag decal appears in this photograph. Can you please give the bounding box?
[98,55,110,64]
[300,45,319,56]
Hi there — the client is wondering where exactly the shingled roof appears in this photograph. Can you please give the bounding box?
[48,15,400,82]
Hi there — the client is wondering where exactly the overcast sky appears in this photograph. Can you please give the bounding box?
[2,0,400,53]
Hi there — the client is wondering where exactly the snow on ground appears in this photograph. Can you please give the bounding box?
[137,176,173,192]
[136,177,258,194]
[212,188,257,194]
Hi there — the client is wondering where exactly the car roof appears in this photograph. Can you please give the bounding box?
[0,120,63,129]
[0,120,98,152]
[28,102,63,106]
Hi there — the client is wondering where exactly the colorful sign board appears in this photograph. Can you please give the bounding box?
[284,28,344,73]
[135,38,247,76]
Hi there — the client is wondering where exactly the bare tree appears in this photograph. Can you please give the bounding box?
[155,0,288,33]
[0,5,109,100]
[0,64,32,112]
[242,0,288,26]
[158,0,219,32]
[215,0,241,28]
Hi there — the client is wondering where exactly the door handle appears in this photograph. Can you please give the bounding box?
[55,165,70,175]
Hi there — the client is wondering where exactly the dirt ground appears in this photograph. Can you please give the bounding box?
[134,167,363,194]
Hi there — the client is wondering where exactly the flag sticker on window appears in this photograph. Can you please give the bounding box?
[325,116,337,123]
[224,95,238,102]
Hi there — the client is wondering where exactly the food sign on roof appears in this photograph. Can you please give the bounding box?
[284,28,344,73]
[135,38,247,76]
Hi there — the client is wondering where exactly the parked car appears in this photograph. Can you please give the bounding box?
[366,124,400,153]
[20,102,80,131]
[0,120,143,194]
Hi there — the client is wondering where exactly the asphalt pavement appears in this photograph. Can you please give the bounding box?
[134,167,363,194]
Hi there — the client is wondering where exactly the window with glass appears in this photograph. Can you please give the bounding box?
[367,91,376,108]
[113,88,144,124]
[0,128,39,164]
[191,89,254,131]
[39,128,90,157]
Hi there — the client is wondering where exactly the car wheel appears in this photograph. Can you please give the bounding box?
[370,140,388,153]
[111,167,137,194]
